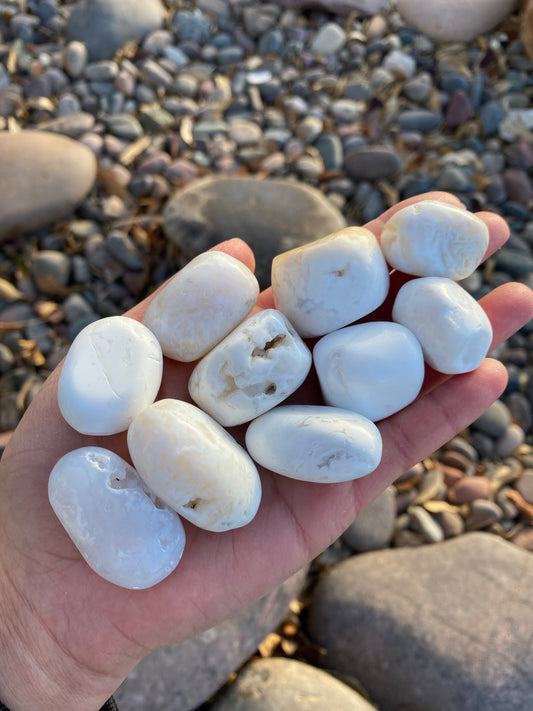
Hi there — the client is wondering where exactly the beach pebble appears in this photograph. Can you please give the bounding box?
[127,399,261,532]
[189,309,312,427]
[271,227,389,338]
[392,277,493,375]
[48,447,186,589]
[143,251,259,362]
[245,405,382,483]
[313,322,425,422]
[58,316,163,435]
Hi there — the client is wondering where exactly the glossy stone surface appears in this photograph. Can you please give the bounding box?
[271,227,390,338]
[58,316,163,435]
[246,405,382,483]
[392,277,493,374]
[48,447,186,589]
[127,399,261,532]
[313,322,425,421]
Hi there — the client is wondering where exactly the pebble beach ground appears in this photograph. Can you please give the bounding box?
[0,1,532,709]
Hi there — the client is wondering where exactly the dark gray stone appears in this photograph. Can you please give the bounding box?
[344,146,402,181]
[315,133,343,170]
[397,110,442,133]
[342,487,396,552]
[472,400,512,438]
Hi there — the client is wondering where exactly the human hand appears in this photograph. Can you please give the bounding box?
[1,192,532,711]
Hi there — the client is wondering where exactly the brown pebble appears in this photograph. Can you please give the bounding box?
[392,529,425,547]
[506,489,533,520]
[512,527,533,551]
[440,464,465,488]
[439,450,476,476]
[451,476,492,504]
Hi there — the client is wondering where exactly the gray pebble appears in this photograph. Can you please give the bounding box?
[35,112,95,137]
[62,293,96,324]
[68,313,100,341]
[342,486,396,552]
[465,500,503,530]
[173,9,212,44]
[472,400,512,438]
[0,343,14,374]
[31,251,70,293]
[403,71,433,103]
[311,23,346,56]
[315,133,343,170]
[24,322,53,355]
[106,230,145,271]
[85,60,118,82]
[344,145,402,181]
[436,165,475,193]
[103,113,143,140]
[398,110,442,133]
[409,506,444,543]
[331,98,362,123]
[140,58,173,89]
[138,105,174,131]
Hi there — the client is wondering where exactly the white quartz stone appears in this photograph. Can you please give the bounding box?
[127,399,262,532]
[48,447,186,589]
[188,309,312,427]
[245,405,382,483]
[57,316,163,435]
[313,321,425,422]
[380,200,489,280]
[392,277,493,375]
[271,226,390,338]
[143,251,259,362]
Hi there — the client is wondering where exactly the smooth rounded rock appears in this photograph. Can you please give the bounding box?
[381,201,489,280]
[245,405,382,483]
[48,447,186,589]
[58,316,163,435]
[313,322,425,422]
[127,399,261,532]
[392,277,493,375]
[271,227,390,338]
[143,251,259,362]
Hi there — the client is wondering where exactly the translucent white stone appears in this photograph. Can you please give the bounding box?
[189,309,312,427]
[313,322,425,422]
[127,399,261,532]
[380,200,489,280]
[48,447,186,589]
[392,277,493,374]
[271,226,390,338]
[143,251,259,362]
[245,405,382,483]
[57,316,163,435]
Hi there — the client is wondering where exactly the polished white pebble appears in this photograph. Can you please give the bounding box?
[271,226,390,337]
[245,405,382,483]
[127,399,262,532]
[188,309,312,427]
[48,447,186,589]
[313,321,425,421]
[392,277,493,374]
[143,251,259,361]
[57,316,163,435]
[380,200,489,279]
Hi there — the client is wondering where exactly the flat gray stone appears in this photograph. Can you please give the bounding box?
[162,177,346,287]
[342,487,396,552]
[344,146,402,181]
[307,533,533,711]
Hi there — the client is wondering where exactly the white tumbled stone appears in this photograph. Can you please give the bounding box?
[127,399,261,532]
[380,200,489,280]
[271,226,390,338]
[392,277,493,375]
[246,405,382,483]
[188,309,312,427]
[143,251,259,362]
[48,447,186,589]
[313,321,425,422]
[57,316,163,435]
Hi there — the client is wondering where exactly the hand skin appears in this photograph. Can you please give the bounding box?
[1,192,532,711]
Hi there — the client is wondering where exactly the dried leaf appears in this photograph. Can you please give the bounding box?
[0,278,24,302]
[118,135,151,166]
[423,500,461,514]
[280,638,299,656]
[257,633,282,657]
[506,489,533,520]
[180,116,194,147]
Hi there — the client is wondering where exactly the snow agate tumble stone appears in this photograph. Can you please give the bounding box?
[380,200,489,280]
[58,316,163,435]
[246,405,382,483]
[271,227,390,338]
[143,251,259,362]
[313,321,425,421]
[127,399,261,532]
[48,447,186,589]
[189,309,312,427]
[392,277,493,374]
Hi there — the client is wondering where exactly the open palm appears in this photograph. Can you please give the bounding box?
[1,192,532,711]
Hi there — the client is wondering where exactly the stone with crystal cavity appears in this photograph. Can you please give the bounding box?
[48,447,186,589]
[188,309,312,427]
[380,200,489,280]
[245,405,382,483]
[392,277,493,375]
[313,322,425,422]
[143,251,259,362]
[127,399,261,532]
[271,227,390,338]
[57,315,163,435]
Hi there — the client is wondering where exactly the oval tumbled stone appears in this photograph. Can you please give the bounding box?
[127,399,262,532]
[246,405,382,483]
[143,251,259,362]
[392,277,493,374]
[48,447,186,589]
[380,200,489,279]
[271,227,390,338]
[313,322,425,422]
[58,315,163,435]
